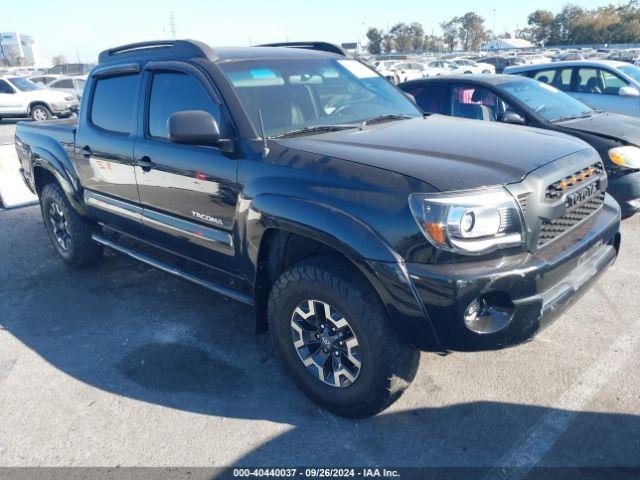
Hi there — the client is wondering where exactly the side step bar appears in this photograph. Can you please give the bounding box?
[91,233,254,307]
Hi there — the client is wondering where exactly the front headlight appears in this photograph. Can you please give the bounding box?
[64,95,74,101]
[608,146,640,168]
[409,188,525,254]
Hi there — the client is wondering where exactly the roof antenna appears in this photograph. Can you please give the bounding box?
[257,108,270,158]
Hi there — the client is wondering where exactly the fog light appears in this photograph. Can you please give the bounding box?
[463,293,515,334]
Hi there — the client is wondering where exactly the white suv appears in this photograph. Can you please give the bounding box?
[0,76,79,121]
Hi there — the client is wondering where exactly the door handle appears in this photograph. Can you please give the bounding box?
[137,156,155,172]
[80,146,92,158]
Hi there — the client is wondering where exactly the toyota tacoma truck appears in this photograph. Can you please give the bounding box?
[15,40,621,418]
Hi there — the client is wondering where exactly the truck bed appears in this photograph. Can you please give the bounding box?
[15,118,77,146]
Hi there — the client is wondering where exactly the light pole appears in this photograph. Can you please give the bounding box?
[492,9,496,39]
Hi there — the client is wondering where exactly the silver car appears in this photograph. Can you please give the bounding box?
[46,76,87,100]
[505,60,640,116]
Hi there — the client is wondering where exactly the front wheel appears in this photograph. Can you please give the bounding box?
[268,255,420,418]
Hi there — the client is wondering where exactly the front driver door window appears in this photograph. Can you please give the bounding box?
[450,85,500,121]
[574,67,635,115]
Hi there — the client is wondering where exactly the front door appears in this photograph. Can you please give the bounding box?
[0,79,22,115]
[133,63,239,271]
[571,67,640,116]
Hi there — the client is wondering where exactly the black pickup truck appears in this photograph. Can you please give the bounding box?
[15,40,621,418]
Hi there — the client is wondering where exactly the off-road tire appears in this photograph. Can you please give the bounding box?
[40,182,103,267]
[268,255,420,418]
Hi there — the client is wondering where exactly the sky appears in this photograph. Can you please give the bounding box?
[5,0,618,65]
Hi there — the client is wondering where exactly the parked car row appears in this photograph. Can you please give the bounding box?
[29,74,87,101]
[373,58,495,83]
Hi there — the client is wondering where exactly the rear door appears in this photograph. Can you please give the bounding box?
[75,65,143,230]
[133,62,239,271]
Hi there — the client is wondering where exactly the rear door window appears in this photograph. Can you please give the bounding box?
[90,74,139,134]
[576,68,601,93]
[53,79,74,89]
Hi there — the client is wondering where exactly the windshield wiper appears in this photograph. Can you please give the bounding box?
[363,113,413,125]
[273,124,360,138]
[551,111,594,123]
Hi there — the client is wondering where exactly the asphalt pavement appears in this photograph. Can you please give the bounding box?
[0,203,638,471]
[0,120,19,145]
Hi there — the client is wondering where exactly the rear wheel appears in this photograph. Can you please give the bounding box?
[268,255,420,418]
[31,105,52,121]
[40,182,103,267]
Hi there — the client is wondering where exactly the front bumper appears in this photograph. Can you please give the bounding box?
[607,170,640,218]
[51,102,79,115]
[400,194,621,352]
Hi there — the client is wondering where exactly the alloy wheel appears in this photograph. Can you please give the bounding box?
[32,107,48,121]
[49,202,71,251]
[290,299,362,388]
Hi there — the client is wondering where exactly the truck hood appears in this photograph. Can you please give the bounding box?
[275,116,591,191]
[555,111,640,145]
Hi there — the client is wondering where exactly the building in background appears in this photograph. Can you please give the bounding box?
[481,38,534,51]
[0,32,41,66]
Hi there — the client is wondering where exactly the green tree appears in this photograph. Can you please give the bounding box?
[440,18,460,52]
[409,22,425,52]
[366,28,383,55]
[390,23,413,52]
[52,54,68,65]
[527,10,555,45]
[458,12,487,51]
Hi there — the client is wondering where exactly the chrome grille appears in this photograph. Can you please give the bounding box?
[545,162,604,202]
[537,191,605,247]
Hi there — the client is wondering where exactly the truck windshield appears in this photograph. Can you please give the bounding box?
[500,79,593,122]
[220,58,421,137]
[8,77,39,92]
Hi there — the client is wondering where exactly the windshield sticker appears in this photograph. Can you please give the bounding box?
[250,68,278,79]
[338,60,377,79]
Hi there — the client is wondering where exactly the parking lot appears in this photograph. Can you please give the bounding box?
[0,121,19,145]
[0,116,639,470]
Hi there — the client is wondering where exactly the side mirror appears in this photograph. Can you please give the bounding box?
[168,110,221,145]
[619,86,640,97]
[499,111,525,125]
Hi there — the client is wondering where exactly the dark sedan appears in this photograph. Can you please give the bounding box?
[399,75,640,217]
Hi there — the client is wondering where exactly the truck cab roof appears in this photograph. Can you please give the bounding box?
[97,40,343,65]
